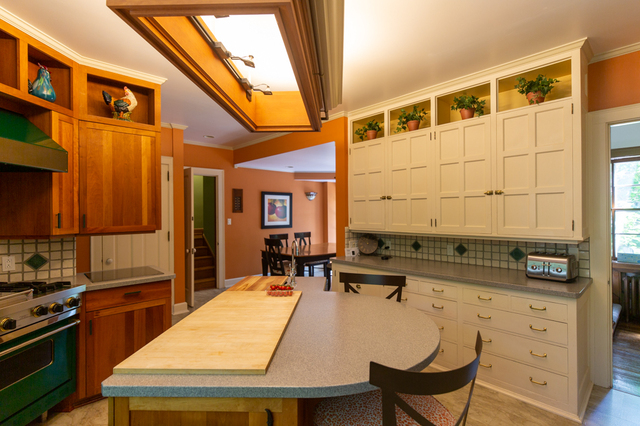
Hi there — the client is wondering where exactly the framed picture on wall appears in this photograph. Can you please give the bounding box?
[261,191,293,229]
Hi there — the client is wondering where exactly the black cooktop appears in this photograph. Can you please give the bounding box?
[84,266,163,283]
[0,281,71,295]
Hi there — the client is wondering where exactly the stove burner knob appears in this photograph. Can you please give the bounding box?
[65,297,80,308]
[49,303,64,314]
[1,318,17,331]
[32,305,49,317]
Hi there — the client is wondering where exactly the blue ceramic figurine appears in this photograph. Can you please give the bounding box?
[28,63,56,102]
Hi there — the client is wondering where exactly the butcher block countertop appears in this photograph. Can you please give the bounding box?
[228,275,289,292]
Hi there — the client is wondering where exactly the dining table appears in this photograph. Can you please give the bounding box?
[102,277,441,425]
[261,242,337,277]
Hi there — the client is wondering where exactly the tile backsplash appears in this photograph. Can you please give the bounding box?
[345,229,590,278]
[0,238,76,282]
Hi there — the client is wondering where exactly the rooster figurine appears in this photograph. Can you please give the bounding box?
[28,63,56,102]
[102,86,138,121]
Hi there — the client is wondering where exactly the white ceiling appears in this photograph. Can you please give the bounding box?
[2,0,640,170]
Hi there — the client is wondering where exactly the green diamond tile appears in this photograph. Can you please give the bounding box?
[455,243,467,256]
[510,247,526,262]
[411,240,422,251]
[378,238,385,248]
[25,253,48,270]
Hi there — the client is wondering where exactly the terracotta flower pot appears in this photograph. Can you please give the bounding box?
[526,91,545,105]
[459,108,475,120]
[366,130,378,140]
[407,120,420,131]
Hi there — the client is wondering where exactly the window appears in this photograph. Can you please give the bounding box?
[612,159,640,258]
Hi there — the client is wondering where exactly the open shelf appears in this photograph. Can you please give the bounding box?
[437,83,491,125]
[498,60,572,112]
[86,74,156,126]
[27,45,72,110]
[0,29,18,90]
[390,100,431,134]
[352,112,385,143]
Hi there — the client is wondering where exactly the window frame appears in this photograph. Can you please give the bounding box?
[611,156,640,259]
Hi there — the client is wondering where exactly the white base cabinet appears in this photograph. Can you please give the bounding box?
[331,262,591,422]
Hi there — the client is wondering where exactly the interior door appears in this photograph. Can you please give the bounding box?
[184,167,195,307]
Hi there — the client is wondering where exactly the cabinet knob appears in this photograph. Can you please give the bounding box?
[105,258,113,265]
[380,196,385,200]
[484,190,494,195]
[386,196,392,200]
[495,190,504,195]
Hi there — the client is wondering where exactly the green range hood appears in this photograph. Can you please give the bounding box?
[0,108,68,172]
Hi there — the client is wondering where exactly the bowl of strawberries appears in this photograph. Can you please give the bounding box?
[266,284,294,297]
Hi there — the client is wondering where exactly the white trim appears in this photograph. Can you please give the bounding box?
[189,168,226,290]
[162,156,176,313]
[184,139,233,150]
[591,41,640,63]
[172,302,189,316]
[224,276,257,287]
[161,123,189,130]
[0,6,166,85]
[587,102,640,388]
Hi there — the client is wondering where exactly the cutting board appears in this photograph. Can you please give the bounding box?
[228,275,289,292]
[113,290,301,375]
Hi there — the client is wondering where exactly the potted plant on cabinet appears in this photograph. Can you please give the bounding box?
[355,119,383,141]
[396,105,428,133]
[451,95,486,120]
[514,74,560,105]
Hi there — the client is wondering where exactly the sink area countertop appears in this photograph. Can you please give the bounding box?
[73,266,176,292]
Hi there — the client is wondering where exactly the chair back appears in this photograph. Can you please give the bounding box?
[264,238,287,276]
[339,272,406,302]
[294,231,311,246]
[269,233,289,248]
[369,332,483,426]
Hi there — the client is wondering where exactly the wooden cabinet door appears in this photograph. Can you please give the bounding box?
[349,138,386,230]
[434,116,492,235]
[496,100,573,237]
[52,113,79,235]
[386,129,434,233]
[79,121,160,234]
[85,298,170,398]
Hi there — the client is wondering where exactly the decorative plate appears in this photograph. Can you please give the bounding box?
[358,234,379,255]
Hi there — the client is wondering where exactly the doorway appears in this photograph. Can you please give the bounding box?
[184,167,225,307]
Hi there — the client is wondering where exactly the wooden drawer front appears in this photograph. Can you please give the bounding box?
[84,280,171,312]
[462,307,568,345]
[463,288,509,310]
[405,277,420,294]
[463,325,568,374]
[406,292,457,319]
[464,348,569,404]
[419,281,458,300]
[435,339,458,368]
[511,296,568,323]
[426,314,458,343]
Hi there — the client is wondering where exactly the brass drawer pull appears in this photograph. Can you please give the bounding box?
[477,314,491,319]
[432,303,444,310]
[380,196,385,200]
[495,190,504,195]
[432,288,444,293]
[529,324,547,332]
[438,326,444,331]
[484,190,494,195]
[529,350,547,358]
[401,298,408,302]
[529,377,547,386]
[124,291,141,296]
[529,304,547,311]
[478,295,492,301]
[356,284,361,289]
[480,363,492,368]
[439,349,444,353]
[482,338,492,343]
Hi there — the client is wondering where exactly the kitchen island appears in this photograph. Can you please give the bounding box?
[102,277,440,425]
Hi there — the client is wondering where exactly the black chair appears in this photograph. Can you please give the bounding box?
[313,332,484,426]
[339,272,406,302]
[294,231,311,246]
[264,238,290,276]
[269,233,289,248]
[293,231,329,277]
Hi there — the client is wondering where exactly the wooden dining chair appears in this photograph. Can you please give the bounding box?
[269,233,289,248]
[293,231,329,277]
[264,238,290,276]
[313,332,484,426]
[294,231,311,246]
[339,272,406,302]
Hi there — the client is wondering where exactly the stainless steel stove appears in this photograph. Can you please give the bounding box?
[0,280,85,426]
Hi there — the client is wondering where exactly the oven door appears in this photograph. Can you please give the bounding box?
[0,316,78,426]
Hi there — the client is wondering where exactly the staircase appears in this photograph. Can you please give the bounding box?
[194,228,216,290]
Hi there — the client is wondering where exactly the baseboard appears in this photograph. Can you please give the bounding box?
[225,276,259,287]
[173,302,189,316]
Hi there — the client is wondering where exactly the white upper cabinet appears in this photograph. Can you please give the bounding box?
[350,137,386,230]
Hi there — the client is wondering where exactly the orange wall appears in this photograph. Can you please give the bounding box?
[589,51,640,112]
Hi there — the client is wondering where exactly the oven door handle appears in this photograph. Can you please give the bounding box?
[0,320,80,358]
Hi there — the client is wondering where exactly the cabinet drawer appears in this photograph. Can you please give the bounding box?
[511,296,568,323]
[463,325,568,374]
[464,348,569,404]
[462,306,568,345]
[84,280,171,312]
[405,277,420,294]
[406,293,458,319]
[434,339,458,368]
[426,314,458,343]
[419,281,458,300]
[463,288,509,310]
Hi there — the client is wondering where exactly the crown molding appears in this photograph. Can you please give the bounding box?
[161,122,188,130]
[0,6,167,85]
[184,139,233,150]
[591,41,640,63]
